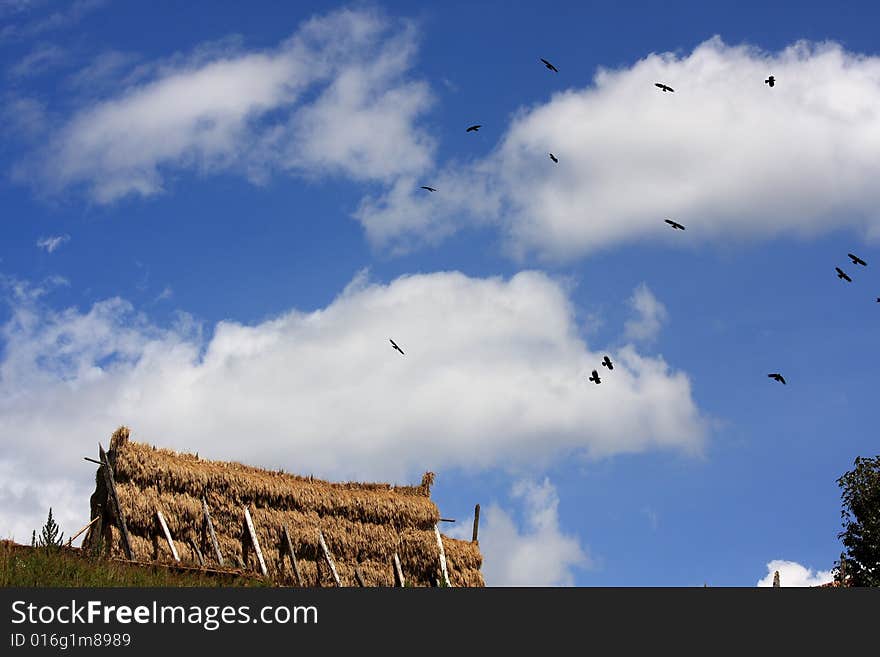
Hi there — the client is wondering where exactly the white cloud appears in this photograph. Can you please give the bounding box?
[155,286,173,302]
[624,283,668,343]
[357,37,880,260]
[449,478,590,586]
[35,234,70,253]
[21,7,434,202]
[0,270,707,542]
[756,560,833,587]
[7,43,66,78]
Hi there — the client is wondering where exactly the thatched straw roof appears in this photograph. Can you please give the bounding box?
[84,427,484,587]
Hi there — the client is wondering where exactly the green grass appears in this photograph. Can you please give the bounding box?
[0,541,269,587]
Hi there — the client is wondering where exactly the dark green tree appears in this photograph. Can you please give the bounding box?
[36,507,65,551]
[835,456,880,586]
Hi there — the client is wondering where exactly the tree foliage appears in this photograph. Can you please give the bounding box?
[36,507,65,552]
[835,455,880,586]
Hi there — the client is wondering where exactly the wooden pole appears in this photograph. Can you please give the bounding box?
[317,530,341,586]
[189,537,205,567]
[98,444,133,560]
[472,503,480,543]
[435,525,451,587]
[156,509,180,562]
[354,566,366,587]
[66,516,100,547]
[201,498,224,567]
[393,552,405,587]
[243,507,268,576]
[281,524,303,586]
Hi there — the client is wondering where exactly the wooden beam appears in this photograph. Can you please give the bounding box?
[189,537,205,567]
[435,525,451,587]
[440,518,456,523]
[83,456,103,465]
[472,503,480,543]
[98,444,133,560]
[317,530,341,586]
[243,506,267,576]
[156,509,180,562]
[393,552,405,587]
[201,498,224,567]
[281,524,303,586]
[354,566,366,587]
[66,515,100,547]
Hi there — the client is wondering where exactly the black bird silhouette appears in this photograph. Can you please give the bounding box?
[549,153,558,163]
[602,356,613,370]
[655,82,674,93]
[768,373,786,385]
[588,370,601,384]
[540,58,559,73]
[665,219,686,230]
[466,125,481,132]
[765,75,775,87]
[420,186,437,192]
[848,253,867,266]
[389,339,405,355]
[836,267,852,282]
[876,297,879,303]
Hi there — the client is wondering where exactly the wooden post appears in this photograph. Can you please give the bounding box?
[317,530,341,586]
[281,524,303,586]
[98,444,133,560]
[435,525,451,587]
[89,510,104,556]
[354,566,366,587]
[156,509,180,562]
[472,503,480,543]
[201,498,224,567]
[66,516,100,547]
[393,552,406,587]
[243,507,268,576]
[189,537,205,567]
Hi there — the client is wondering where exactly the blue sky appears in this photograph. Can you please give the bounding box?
[2,0,878,586]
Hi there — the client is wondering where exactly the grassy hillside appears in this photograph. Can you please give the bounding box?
[0,541,268,587]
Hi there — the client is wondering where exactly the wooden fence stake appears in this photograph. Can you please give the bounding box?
[201,498,224,567]
[282,524,303,586]
[156,509,180,562]
[472,503,480,543]
[243,507,268,576]
[317,530,341,586]
[435,525,451,587]
[393,552,406,587]
[98,444,133,560]
[354,566,366,587]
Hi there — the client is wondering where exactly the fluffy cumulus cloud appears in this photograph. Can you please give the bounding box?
[0,270,706,541]
[449,478,589,586]
[19,7,434,202]
[357,37,880,260]
[756,560,833,587]
[624,283,668,343]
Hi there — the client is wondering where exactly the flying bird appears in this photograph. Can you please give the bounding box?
[836,267,852,282]
[601,356,613,370]
[665,219,686,230]
[655,82,674,93]
[466,125,481,132]
[389,339,405,356]
[588,370,601,384]
[540,58,559,73]
[848,253,867,267]
[549,153,558,163]
[768,373,786,385]
[765,75,775,87]
[420,186,437,192]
